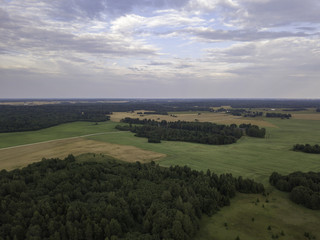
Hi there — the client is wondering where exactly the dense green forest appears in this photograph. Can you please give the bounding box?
[269,172,320,210]
[0,155,264,240]
[293,144,320,154]
[117,118,265,145]
[0,105,111,133]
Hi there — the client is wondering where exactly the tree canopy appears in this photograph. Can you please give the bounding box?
[0,155,264,240]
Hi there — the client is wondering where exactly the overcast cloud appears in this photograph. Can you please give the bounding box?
[0,0,319,98]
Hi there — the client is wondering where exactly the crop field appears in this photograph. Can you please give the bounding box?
[0,137,165,170]
[292,113,320,120]
[0,111,319,239]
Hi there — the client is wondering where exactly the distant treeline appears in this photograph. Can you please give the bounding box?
[293,144,320,154]
[266,113,291,119]
[117,118,266,145]
[283,108,306,111]
[224,109,263,117]
[0,155,264,240]
[0,104,110,133]
[317,108,320,112]
[270,172,320,210]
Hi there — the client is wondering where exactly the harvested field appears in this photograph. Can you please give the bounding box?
[292,113,320,120]
[110,111,276,127]
[0,138,166,170]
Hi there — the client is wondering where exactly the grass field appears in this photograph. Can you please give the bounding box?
[0,113,319,239]
[0,121,119,148]
[195,191,320,240]
[88,118,320,184]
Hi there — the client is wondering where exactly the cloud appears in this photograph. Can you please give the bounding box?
[1,0,320,98]
[186,27,318,42]
[227,0,320,28]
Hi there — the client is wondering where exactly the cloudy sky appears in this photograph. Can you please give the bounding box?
[0,0,319,98]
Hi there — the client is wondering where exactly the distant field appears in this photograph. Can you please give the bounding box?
[110,111,276,127]
[292,113,320,120]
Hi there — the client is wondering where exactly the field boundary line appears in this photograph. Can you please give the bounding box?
[0,131,129,151]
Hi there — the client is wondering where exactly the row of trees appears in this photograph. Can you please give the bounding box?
[293,144,320,154]
[118,118,266,145]
[266,113,291,119]
[0,155,264,240]
[239,124,266,138]
[225,109,263,118]
[269,172,320,209]
[0,104,111,133]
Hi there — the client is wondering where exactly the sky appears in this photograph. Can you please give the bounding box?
[0,0,319,98]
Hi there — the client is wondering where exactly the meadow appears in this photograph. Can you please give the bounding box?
[0,111,319,239]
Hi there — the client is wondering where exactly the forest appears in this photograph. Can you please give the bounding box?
[117,118,265,145]
[269,172,320,210]
[265,113,292,119]
[0,155,264,240]
[293,144,320,154]
[0,105,111,133]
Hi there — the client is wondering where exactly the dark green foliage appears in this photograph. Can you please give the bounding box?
[225,109,263,117]
[0,104,110,133]
[293,144,320,154]
[0,155,264,240]
[119,118,266,145]
[148,137,161,143]
[143,111,168,115]
[239,124,266,138]
[304,232,316,240]
[266,113,291,119]
[269,171,320,209]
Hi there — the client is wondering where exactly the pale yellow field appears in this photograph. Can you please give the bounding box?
[0,138,165,170]
[292,113,320,120]
[110,111,276,127]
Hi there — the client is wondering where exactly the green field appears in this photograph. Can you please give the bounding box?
[0,121,119,148]
[1,117,319,239]
[87,118,320,184]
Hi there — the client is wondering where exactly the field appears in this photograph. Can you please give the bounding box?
[0,137,165,170]
[0,111,320,239]
[195,191,320,240]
